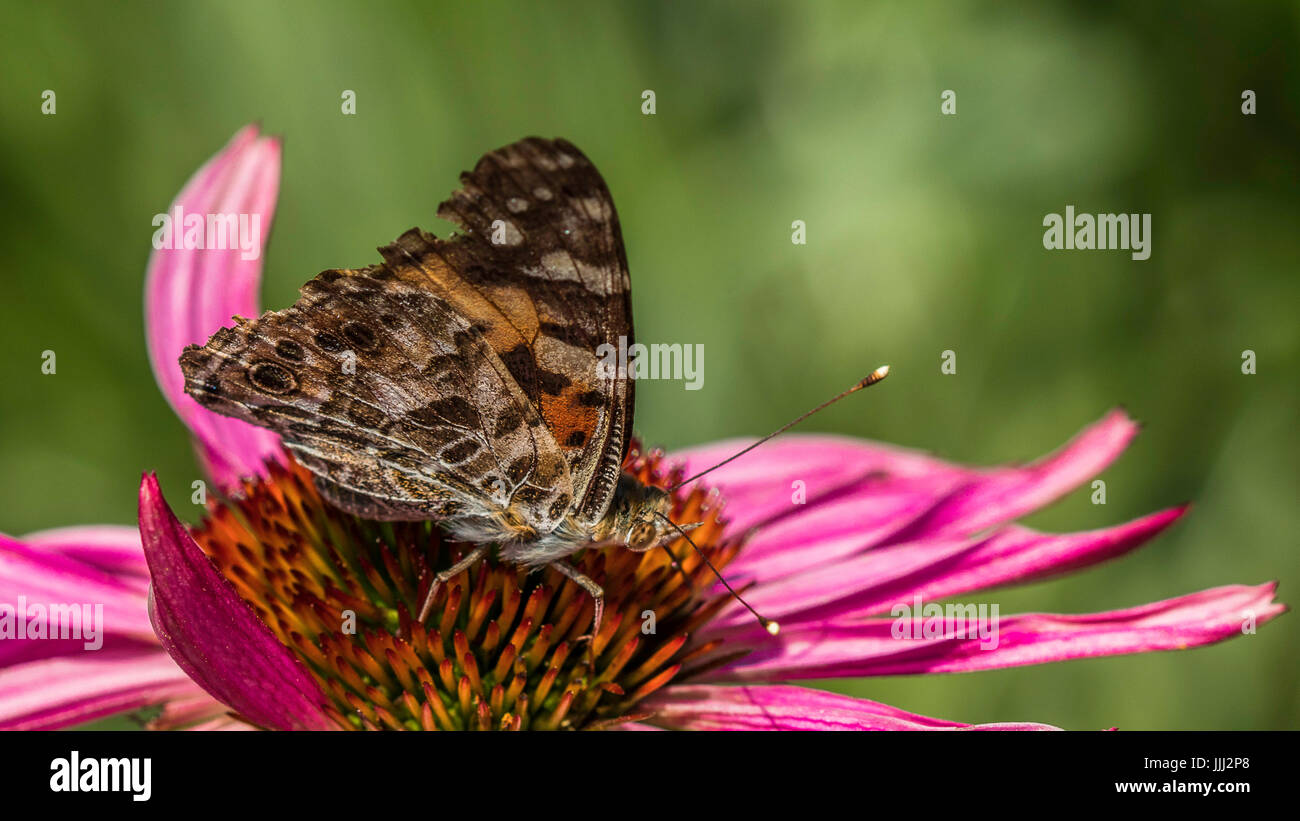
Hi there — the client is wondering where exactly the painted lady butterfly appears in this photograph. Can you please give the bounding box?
[179,137,887,633]
[181,138,678,630]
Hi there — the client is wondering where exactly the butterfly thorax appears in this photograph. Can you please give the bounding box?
[498,472,672,567]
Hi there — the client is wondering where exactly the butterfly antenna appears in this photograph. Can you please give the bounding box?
[669,366,890,492]
[655,512,779,636]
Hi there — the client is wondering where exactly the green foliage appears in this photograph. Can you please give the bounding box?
[1,0,1295,730]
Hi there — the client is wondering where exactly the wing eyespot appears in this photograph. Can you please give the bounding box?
[341,321,379,352]
[274,339,305,362]
[247,361,297,395]
[313,331,346,353]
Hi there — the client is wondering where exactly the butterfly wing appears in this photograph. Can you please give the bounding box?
[180,272,574,534]
[356,137,633,527]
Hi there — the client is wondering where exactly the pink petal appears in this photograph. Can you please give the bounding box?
[138,473,335,730]
[147,690,244,730]
[705,508,1187,635]
[677,411,1138,589]
[0,648,200,730]
[641,684,1059,730]
[145,125,285,491]
[0,533,156,644]
[706,583,1284,681]
[877,409,1138,545]
[188,715,258,731]
[22,524,149,581]
[607,722,663,731]
[670,435,971,534]
[720,475,967,580]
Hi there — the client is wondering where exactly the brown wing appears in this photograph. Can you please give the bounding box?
[344,137,633,527]
[179,271,573,532]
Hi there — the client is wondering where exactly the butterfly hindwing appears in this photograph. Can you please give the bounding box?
[180,271,574,533]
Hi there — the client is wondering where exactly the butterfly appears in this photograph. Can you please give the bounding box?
[180,137,678,632]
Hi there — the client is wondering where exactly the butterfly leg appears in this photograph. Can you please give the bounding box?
[418,545,490,622]
[551,561,605,638]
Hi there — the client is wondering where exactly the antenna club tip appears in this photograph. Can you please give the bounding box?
[763,619,781,636]
[858,365,890,387]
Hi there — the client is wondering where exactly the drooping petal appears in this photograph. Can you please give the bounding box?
[705,583,1284,681]
[670,435,971,534]
[22,524,149,581]
[642,684,1059,730]
[138,473,335,730]
[144,125,284,491]
[146,690,248,730]
[0,649,200,730]
[187,715,258,731]
[674,411,1138,585]
[0,528,207,726]
[607,721,664,731]
[0,534,157,648]
[705,508,1187,635]
[720,475,967,580]
[877,409,1139,545]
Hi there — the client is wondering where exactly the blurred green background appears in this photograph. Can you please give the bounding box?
[1,1,1295,730]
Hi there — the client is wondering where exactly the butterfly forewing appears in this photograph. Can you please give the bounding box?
[180,271,573,533]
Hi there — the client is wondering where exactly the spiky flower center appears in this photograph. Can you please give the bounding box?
[189,448,743,730]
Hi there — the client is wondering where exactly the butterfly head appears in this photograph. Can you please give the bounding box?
[605,473,676,552]
[606,472,777,635]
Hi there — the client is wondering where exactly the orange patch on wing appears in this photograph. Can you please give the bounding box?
[387,250,533,355]
[541,390,600,454]
[481,284,540,342]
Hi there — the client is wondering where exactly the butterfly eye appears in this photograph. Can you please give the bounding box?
[625,521,657,552]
